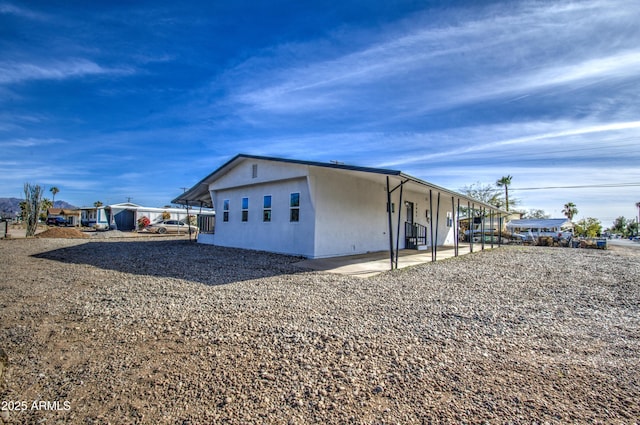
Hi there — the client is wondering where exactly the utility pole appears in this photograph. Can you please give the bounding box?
[180,188,192,240]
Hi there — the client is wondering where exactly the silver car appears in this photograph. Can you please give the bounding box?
[147,220,198,234]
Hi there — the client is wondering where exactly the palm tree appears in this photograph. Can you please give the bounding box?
[49,186,59,208]
[496,175,512,211]
[40,198,53,221]
[562,202,578,221]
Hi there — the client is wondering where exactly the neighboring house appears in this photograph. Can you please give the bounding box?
[460,211,523,240]
[80,203,214,231]
[109,203,196,231]
[80,206,110,229]
[173,154,506,260]
[47,208,81,226]
[506,218,574,241]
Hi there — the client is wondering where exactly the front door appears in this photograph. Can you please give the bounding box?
[405,202,415,249]
[406,202,414,225]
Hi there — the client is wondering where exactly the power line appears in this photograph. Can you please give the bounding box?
[511,183,640,191]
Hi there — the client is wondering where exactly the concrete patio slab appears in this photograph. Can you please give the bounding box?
[294,244,488,278]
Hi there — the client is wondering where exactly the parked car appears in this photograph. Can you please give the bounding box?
[147,220,198,234]
[46,216,67,226]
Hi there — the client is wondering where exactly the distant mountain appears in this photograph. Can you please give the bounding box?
[0,198,78,218]
[52,200,78,210]
[0,198,22,218]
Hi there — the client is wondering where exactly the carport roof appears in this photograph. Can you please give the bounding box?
[172,154,508,215]
[506,218,573,229]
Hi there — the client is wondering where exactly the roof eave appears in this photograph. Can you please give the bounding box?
[173,154,508,214]
[397,172,509,215]
[172,153,403,205]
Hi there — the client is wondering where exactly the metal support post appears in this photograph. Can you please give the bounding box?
[429,190,434,262]
[434,191,441,262]
[395,183,403,269]
[469,202,474,253]
[386,177,394,270]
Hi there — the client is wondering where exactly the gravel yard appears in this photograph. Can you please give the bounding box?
[1,238,639,424]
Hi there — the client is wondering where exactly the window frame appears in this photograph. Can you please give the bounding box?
[241,197,249,222]
[290,192,300,222]
[263,195,272,222]
[222,199,230,222]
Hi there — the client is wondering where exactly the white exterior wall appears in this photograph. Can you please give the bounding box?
[432,196,457,246]
[198,233,215,244]
[307,171,459,257]
[206,159,316,257]
[194,157,467,257]
[309,168,391,258]
[209,159,309,191]
[399,189,458,247]
[96,207,109,229]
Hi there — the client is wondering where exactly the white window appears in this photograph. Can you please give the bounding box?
[290,193,300,222]
[223,199,230,222]
[263,195,272,222]
[242,197,249,222]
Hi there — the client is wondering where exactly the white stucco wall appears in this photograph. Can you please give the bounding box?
[309,168,392,258]
[431,196,458,246]
[195,156,467,258]
[396,188,459,248]
[205,159,316,257]
[308,172,460,257]
[209,158,308,191]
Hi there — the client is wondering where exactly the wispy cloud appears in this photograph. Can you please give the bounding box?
[220,0,640,121]
[378,120,640,168]
[436,51,640,112]
[0,2,48,20]
[0,137,68,148]
[0,161,94,191]
[0,59,134,84]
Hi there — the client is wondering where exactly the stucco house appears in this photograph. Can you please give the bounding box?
[80,203,213,231]
[173,154,506,261]
[506,218,574,241]
[107,203,199,231]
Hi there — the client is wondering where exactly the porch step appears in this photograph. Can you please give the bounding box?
[416,244,429,251]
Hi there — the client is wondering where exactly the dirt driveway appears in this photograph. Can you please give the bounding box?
[1,238,639,424]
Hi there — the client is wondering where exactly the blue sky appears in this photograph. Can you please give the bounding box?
[1,0,639,225]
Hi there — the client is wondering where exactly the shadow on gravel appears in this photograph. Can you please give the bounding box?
[32,239,304,285]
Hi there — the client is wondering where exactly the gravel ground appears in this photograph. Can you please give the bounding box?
[0,238,639,424]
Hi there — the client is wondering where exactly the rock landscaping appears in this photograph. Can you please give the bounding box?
[0,238,638,424]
